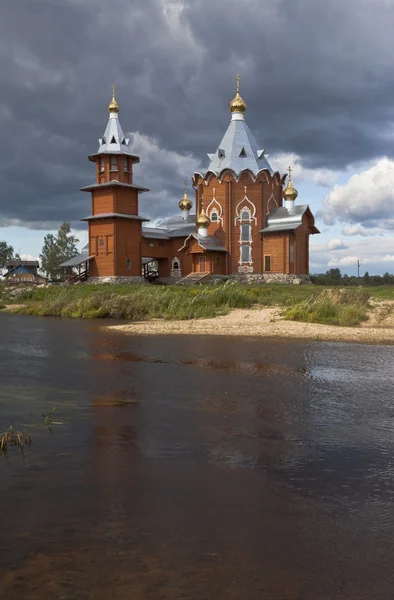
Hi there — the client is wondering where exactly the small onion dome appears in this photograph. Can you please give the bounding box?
[196,207,210,228]
[229,75,246,114]
[179,183,193,211]
[283,179,298,202]
[108,85,120,113]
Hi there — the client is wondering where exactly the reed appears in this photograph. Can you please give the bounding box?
[0,426,32,455]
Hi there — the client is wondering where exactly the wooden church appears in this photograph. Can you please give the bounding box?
[61,80,319,282]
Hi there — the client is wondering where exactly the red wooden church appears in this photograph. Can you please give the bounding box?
[61,81,319,282]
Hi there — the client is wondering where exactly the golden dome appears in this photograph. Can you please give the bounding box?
[229,75,247,114]
[108,85,119,113]
[179,181,193,211]
[196,199,210,228]
[283,167,298,201]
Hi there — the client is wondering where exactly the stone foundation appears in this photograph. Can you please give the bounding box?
[87,276,148,285]
[229,273,312,285]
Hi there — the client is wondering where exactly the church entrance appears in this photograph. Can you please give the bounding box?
[198,255,206,273]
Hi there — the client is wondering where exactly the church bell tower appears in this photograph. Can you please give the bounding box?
[80,87,149,279]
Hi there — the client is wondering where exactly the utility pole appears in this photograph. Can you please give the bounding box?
[357,259,361,278]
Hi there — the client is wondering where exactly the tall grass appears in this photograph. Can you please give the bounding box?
[8,283,379,326]
[284,288,371,326]
[13,282,316,320]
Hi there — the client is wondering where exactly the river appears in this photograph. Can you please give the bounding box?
[1,313,394,599]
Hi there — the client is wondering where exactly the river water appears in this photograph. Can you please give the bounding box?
[1,314,394,599]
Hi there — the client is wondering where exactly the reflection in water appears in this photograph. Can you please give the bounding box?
[1,315,394,599]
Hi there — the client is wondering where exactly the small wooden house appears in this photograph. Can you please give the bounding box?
[3,260,47,284]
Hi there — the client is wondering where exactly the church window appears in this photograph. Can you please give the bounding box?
[239,147,247,157]
[148,240,154,247]
[241,210,250,220]
[121,137,126,145]
[241,224,251,242]
[99,156,105,172]
[159,241,165,247]
[211,211,218,222]
[264,255,271,271]
[218,149,225,158]
[110,156,117,171]
[126,258,131,271]
[99,238,105,247]
[241,245,251,262]
[290,243,294,263]
[110,136,116,144]
[124,157,129,172]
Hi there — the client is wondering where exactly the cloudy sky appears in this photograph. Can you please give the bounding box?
[1,0,394,274]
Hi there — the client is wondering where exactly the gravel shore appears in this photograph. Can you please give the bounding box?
[107,306,394,344]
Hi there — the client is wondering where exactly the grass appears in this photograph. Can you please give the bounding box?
[10,282,317,321]
[4,281,394,327]
[284,288,371,327]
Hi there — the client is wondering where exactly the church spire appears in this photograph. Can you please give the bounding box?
[229,75,247,119]
[108,85,120,115]
[283,166,298,210]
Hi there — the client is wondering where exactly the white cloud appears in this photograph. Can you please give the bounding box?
[323,157,394,229]
[327,238,348,250]
[341,224,385,237]
[310,235,394,274]
[328,256,359,267]
[270,152,339,186]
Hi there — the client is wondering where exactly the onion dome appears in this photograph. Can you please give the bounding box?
[108,85,120,113]
[196,198,210,228]
[283,166,298,201]
[179,181,193,211]
[229,75,247,114]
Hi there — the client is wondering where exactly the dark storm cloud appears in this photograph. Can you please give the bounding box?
[1,0,394,229]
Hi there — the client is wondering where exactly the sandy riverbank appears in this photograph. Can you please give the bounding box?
[107,305,394,344]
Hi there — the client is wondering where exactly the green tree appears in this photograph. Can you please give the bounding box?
[40,223,79,280]
[0,241,14,268]
[363,271,370,285]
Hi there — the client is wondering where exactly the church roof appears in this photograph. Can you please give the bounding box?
[80,181,149,193]
[260,205,319,234]
[157,213,196,228]
[203,116,272,178]
[81,213,149,222]
[179,233,227,253]
[88,103,139,162]
[59,253,94,268]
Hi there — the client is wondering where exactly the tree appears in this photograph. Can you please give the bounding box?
[40,234,57,279]
[40,222,79,280]
[363,271,370,285]
[0,241,14,268]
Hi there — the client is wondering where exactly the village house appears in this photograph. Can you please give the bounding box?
[61,80,319,283]
[2,260,47,285]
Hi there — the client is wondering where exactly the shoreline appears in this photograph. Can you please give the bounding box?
[107,306,394,344]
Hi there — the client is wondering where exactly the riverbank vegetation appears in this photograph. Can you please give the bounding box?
[5,282,316,320]
[2,282,393,327]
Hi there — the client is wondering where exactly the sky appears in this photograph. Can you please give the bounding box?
[1,0,394,275]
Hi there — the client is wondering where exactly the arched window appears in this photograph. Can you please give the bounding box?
[240,208,252,265]
[126,258,131,271]
[211,211,218,222]
[124,157,129,172]
[172,257,181,272]
[99,156,105,172]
